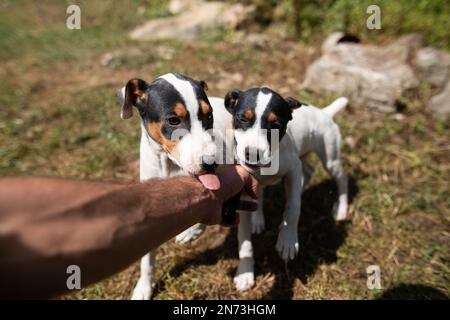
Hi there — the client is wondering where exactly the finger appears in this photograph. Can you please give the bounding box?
[236,166,258,199]
[237,200,258,211]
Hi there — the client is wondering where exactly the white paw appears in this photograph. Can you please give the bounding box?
[276,223,299,261]
[333,202,348,221]
[234,257,255,291]
[251,211,265,234]
[131,277,153,300]
[175,223,205,244]
[234,272,255,291]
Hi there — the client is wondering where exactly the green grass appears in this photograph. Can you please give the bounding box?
[0,0,170,62]
[0,0,449,300]
[283,0,450,50]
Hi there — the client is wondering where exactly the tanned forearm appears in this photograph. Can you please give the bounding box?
[0,177,218,299]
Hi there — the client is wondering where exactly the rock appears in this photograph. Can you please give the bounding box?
[321,32,346,53]
[100,52,115,67]
[344,136,356,149]
[429,81,450,117]
[221,3,255,30]
[390,113,406,121]
[168,0,199,15]
[129,0,255,41]
[414,47,450,89]
[303,33,420,112]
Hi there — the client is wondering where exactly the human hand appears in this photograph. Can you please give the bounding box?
[197,165,258,225]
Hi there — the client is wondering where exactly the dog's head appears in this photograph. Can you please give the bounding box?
[224,87,303,171]
[118,73,216,175]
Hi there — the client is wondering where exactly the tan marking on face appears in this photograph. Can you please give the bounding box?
[200,100,211,115]
[174,103,188,117]
[244,109,254,121]
[147,122,180,161]
[267,112,278,122]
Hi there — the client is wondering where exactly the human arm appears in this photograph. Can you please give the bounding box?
[0,165,257,299]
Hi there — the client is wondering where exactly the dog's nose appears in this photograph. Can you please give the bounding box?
[201,162,217,173]
[244,147,261,163]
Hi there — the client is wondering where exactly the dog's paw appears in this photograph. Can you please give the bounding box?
[333,202,348,221]
[131,277,153,300]
[234,272,255,292]
[233,257,255,291]
[251,211,265,234]
[175,223,205,244]
[276,224,299,261]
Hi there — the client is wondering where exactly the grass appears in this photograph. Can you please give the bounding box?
[279,0,450,50]
[0,1,449,300]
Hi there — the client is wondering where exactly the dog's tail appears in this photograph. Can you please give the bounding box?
[322,97,349,118]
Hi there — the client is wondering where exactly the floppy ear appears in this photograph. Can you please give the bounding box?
[198,80,208,91]
[224,89,241,114]
[285,97,304,111]
[118,79,147,120]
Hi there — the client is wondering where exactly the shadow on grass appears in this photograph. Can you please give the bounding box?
[259,176,358,299]
[376,284,448,300]
[161,176,358,299]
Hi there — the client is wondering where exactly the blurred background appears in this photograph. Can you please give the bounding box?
[0,0,448,299]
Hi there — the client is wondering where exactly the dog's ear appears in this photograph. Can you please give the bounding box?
[198,80,208,91]
[118,79,148,120]
[285,97,304,111]
[224,89,241,114]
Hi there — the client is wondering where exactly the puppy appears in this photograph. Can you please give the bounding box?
[210,87,349,291]
[118,73,217,299]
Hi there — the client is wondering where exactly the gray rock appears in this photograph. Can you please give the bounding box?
[303,34,421,112]
[129,0,254,41]
[168,0,199,15]
[429,81,450,117]
[321,32,346,53]
[414,47,450,89]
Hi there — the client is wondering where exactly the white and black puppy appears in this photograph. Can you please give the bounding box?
[118,73,217,299]
[211,87,349,291]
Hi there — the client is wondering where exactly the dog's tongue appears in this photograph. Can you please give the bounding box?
[197,173,221,190]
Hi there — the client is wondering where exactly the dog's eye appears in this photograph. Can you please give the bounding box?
[167,116,181,126]
[206,112,213,121]
[238,114,249,123]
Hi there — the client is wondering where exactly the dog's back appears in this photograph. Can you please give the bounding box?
[286,97,348,157]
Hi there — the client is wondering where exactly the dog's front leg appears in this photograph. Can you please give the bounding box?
[131,249,156,300]
[276,160,303,261]
[234,197,255,291]
[301,156,315,192]
[251,188,265,234]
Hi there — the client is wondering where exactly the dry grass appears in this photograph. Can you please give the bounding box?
[0,1,448,300]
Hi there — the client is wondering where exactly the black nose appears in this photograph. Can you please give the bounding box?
[245,147,260,163]
[201,162,217,172]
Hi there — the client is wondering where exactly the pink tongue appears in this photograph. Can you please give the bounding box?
[198,173,221,190]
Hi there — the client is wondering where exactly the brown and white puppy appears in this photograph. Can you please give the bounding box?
[118,73,217,299]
